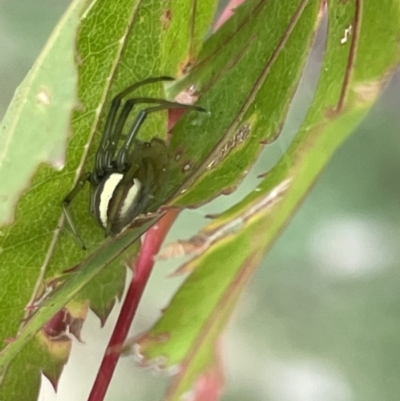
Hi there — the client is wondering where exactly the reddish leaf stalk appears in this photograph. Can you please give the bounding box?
[87,209,179,401]
[214,0,245,31]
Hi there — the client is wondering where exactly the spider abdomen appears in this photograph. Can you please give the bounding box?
[92,172,143,236]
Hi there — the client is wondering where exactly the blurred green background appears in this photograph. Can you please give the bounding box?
[1,1,400,401]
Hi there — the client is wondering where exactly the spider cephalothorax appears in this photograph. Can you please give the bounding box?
[62,76,205,248]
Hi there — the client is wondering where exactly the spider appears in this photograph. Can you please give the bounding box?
[62,76,206,248]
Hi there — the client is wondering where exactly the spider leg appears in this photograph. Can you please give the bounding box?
[95,76,174,176]
[116,103,206,169]
[98,97,190,176]
[96,99,134,177]
[61,172,91,249]
[116,76,174,100]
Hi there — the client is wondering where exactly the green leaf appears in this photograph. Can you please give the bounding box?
[137,244,263,400]
[164,340,225,401]
[163,0,320,206]
[0,219,155,381]
[160,0,218,74]
[0,4,80,227]
[0,1,84,399]
[132,0,400,399]
[0,0,218,397]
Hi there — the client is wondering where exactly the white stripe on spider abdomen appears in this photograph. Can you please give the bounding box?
[97,173,142,229]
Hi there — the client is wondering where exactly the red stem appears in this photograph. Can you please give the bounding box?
[87,209,179,401]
